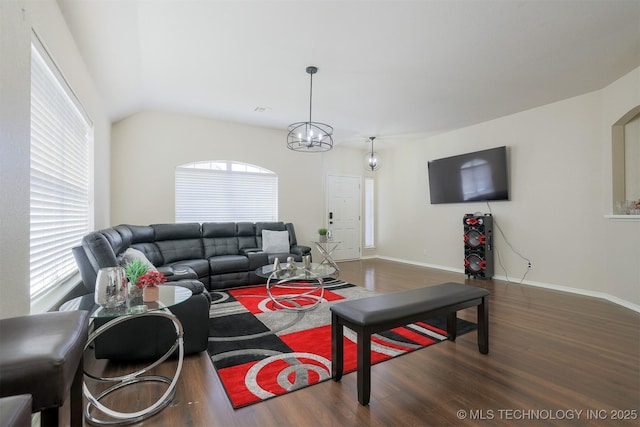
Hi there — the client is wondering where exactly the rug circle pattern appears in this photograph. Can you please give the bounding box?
[207,279,476,408]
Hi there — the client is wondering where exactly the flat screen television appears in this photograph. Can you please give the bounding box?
[428,146,509,204]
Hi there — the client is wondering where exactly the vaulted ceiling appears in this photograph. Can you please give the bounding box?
[58,0,640,146]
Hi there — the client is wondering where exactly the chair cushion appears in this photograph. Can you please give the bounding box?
[331,282,489,326]
[0,311,89,412]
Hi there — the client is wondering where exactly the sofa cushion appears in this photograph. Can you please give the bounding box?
[208,272,250,290]
[202,222,240,257]
[153,223,204,263]
[113,225,133,249]
[262,230,290,253]
[82,232,118,271]
[285,223,299,246]
[153,223,201,240]
[209,255,249,274]
[255,222,286,249]
[156,239,204,264]
[100,228,127,255]
[126,225,155,243]
[120,247,158,272]
[130,243,164,266]
[236,222,257,252]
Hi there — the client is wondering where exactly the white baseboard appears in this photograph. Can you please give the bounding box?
[366,255,640,313]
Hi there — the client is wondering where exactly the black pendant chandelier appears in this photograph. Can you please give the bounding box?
[366,136,381,171]
[287,66,334,152]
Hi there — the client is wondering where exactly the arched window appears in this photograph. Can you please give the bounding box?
[175,161,277,223]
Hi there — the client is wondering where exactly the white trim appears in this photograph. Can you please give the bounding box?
[30,272,82,314]
[604,214,640,221]
[373,255,640,313]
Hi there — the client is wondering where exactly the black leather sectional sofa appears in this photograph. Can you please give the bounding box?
[77,221,311,291]
[71,221,310,359]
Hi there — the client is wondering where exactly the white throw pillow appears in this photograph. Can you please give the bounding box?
[121,247,158,272]
[262,230,290,253]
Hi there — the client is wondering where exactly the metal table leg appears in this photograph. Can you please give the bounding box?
[83,311,184,426]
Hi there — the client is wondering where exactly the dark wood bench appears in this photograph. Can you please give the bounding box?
[331,282,489,405]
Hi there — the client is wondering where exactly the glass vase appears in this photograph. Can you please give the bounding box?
[94,267,127,308]
[128,282,144,307]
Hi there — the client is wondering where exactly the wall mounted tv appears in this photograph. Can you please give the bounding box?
[428,146,509,204]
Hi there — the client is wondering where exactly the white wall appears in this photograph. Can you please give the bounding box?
[601,68,640,307]
[0,0,110,318]
[376,68,639,308]
[625,115,640,202]
[110,111,365,260]
[1,1,635,318]
[111,69,639,309]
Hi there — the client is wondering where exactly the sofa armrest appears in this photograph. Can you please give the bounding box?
[240,247,262,256]
[247,251,269,269]
[290,245,312,258]
[158,265,199,281]
[163,279,211,304]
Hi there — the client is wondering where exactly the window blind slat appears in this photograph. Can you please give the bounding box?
[175,163,277,223]
[29,35,92,299]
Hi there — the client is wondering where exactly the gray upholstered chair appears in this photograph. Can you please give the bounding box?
[0,311,89,426]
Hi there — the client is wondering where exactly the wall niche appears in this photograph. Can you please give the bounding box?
[612,105,640,214]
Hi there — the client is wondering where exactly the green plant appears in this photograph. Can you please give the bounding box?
[318,228,328,235]
[124,258,148,286]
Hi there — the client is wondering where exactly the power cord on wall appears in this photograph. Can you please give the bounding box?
[485,202,532,284]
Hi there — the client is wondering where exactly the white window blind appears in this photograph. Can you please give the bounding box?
[175,161,277,223]
[30,34,92,299]
[364,178,375,248]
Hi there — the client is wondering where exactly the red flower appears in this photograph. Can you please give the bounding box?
[135,271,167,289]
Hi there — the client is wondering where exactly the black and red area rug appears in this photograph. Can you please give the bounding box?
[207,279,476,408]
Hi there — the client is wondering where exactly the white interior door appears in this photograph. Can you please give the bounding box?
[326,174,361,261]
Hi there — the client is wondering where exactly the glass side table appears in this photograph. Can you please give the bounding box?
[60,285,191,426]
[313,240,342,273]
[256,262,337,311]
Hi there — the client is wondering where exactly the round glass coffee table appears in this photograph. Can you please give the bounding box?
[256,262,337,311]
[60,285,191,426]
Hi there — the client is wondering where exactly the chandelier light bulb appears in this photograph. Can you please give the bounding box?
[368,155,378,169]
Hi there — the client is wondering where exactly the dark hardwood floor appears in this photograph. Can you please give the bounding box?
[71,259,639,426]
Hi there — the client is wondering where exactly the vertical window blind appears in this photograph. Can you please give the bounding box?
[30,34,92,298]
[175,162,277,223]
